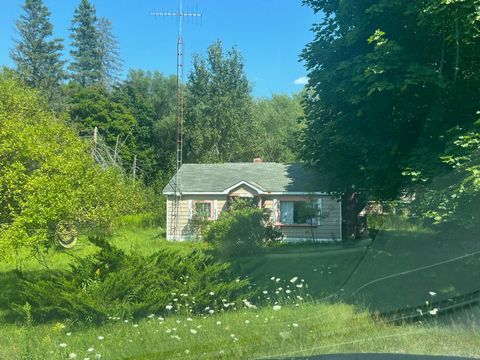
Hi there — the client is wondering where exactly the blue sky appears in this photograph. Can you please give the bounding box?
[0,0,320,97]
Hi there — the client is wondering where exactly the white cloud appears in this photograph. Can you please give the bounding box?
[293,76,309,85]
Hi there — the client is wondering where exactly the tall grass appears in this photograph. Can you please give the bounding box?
[1,302,479,360]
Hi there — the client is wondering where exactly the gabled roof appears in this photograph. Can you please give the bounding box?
[162,162,331,195]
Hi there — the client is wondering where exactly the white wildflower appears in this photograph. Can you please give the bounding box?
[59,343,67,348]
[68,353,77,359]
[275,278,281,283]
[244,320,250,324]
[429,308,439,315]
[95,355,101,359]
[209,291,215,296]
[292,323,299,327]
[87,347,94,352]
[187,317,193,321]
[124,319,129,323]
[133,324,139,328]
[166,304,173,310]
[286,289,291,294]
[190,329,198,334]
[270,276,275,280]
[262,290,268,294]
[290,276,298,283]
[296,283,303,288]
[148,314,155,318]
[216,321,221,325]
[66,332,72,336]
[97,336,104,341]
[429,291,437,296]
[273,305,282,311]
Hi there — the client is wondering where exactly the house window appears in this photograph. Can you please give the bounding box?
[279,200,319,225]
[194,201,213,220]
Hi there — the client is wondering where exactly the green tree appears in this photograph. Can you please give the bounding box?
[0,76,144,260]
[185,40,261,163]
[254,93,305,162]
[301,0,480,199]
[114,70,178,183]
[10,0,65,102]
[69,0,103,86]
[412,128,480,229]
[67,84,137,171]
[97,17,123,87]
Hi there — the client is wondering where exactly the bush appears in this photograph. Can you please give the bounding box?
[11,238,250,324]
[203,205,283,258]
[0,75,147,261]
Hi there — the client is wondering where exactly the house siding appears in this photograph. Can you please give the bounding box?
[166,193,342,242]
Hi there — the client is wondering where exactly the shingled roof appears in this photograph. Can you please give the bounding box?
[163,162,330,194]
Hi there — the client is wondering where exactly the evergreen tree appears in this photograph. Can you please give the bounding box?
[97,17,123,87]
[69,0,103,86]
[10,0,65,100]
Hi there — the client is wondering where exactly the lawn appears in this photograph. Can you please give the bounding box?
[341,228,480,313]
[2,224,480,359]
[234,246,366,299]
[1,302,479,360]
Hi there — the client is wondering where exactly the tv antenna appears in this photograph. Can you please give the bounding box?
[151,1,202,241]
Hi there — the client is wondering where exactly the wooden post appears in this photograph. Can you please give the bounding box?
[132,155,137,180]
[114,134,120,161]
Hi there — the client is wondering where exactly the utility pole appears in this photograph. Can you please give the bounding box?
[151,1,202,240]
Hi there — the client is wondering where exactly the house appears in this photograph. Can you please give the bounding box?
[163,162,343,242]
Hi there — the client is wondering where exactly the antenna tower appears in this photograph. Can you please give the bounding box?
[151,1,202,240]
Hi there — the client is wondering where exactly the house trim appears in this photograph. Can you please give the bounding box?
[223,180,266,194]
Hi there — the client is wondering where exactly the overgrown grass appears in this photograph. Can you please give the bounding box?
[367,212,431,233]
[1,302,479,360]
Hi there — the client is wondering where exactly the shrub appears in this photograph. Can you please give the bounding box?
[11,238,250,324]
[0,76,147,261]
[203,206,283,258]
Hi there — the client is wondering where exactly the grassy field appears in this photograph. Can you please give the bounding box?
[1,302,479,360]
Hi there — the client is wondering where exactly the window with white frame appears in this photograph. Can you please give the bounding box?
[194,201,213,220]
[279,200,320,225]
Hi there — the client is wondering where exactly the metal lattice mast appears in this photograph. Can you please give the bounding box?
[151,1,201,240]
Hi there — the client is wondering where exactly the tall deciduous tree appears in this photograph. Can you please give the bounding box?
[69,0,103,86]
[301,0,480,199]
[10,0,65,101]
[114,70,177,183]
[254,93,305,162]
[185,40,261,163]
